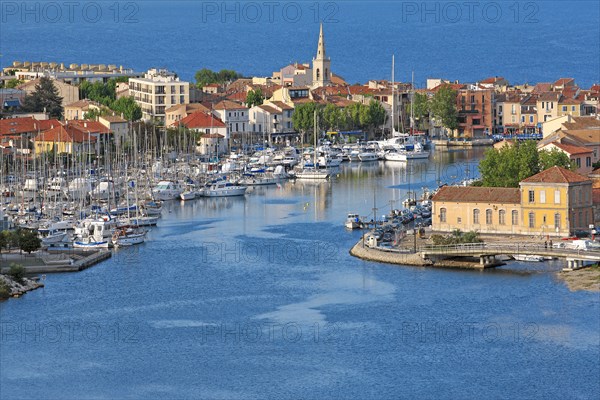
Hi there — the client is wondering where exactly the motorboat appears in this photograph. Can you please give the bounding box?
[152,181,183,201]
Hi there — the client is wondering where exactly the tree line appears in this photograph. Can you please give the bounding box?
[478,140,576,187]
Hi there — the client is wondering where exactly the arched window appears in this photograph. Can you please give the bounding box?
[528,212,535,228]
[512,210,518,225]
[439,208,447,223]
[486,209,492,225]
[473,209,480,224]
[316,68,320,80]
[499,210,506,225]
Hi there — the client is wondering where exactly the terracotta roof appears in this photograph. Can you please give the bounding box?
[165,103,210,114]
[544,141,592,155]
[67,120,112,134]
[213,99,246,110]
[269,101,293,110]
[480,76,505,84]
[432,186,520,204]
[258,105,280,114]
[538,92,561,101]
[521,166,590,184]
[532,83,552,94]
[562,116,600,131]
[200,133,224,139]
[0,117,60,136]
[554,78,575,86]
[65,99,100,108]
[35,124,97,143]
[176,111,226,129]
[100,115,127,123]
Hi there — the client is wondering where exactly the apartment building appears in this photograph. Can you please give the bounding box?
[129,68,189,124]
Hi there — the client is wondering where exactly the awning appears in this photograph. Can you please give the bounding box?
[3,99,20,108]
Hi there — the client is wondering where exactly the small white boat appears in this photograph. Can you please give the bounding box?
[358,151,378,162]
[112,227,146,247]
[345,213,361,230]
[513,254,544,262]
[294,168,330,180]
[202,181,247,197]
[73,238,110,249]
[179,191,196,201]
[41,231,68,245]
[384,150,406,162]
[152,181,183,201]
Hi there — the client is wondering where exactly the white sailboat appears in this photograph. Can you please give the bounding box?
[295,111,331,180]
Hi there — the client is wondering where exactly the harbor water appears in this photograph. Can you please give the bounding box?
[1,148,599,399]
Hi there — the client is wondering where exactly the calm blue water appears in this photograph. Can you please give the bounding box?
[1,1,599,88]
[1,149,599,399]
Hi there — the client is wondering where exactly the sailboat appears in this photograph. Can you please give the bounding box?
[295,111,330,180]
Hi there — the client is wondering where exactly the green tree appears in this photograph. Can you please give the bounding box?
[246,89,264,108]
[365,100,386,130]
[0,231,9,253]
[321,103,340,131]
[19,230,41,254]
[79,80,116,106]
[8,263,25,284]
[430,84,458,135]
[21,77,63,118]
[539,148,576,171]
[195,68,218,88]
[6,78,23,89]
[194,68,242,88]
[111,96,142,121]
[410,92,430,130]
[478,140,569,187]
[292,102,322,143]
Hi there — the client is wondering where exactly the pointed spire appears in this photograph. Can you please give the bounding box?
[316,22,326,60]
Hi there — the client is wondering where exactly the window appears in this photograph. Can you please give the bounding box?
[540,190,546,203]
[457,217,462,224]
[554,213,561,229]
[571,106,576,111]
[554,190,560,204]
[530,116,534,123]
[521,116,525,123]
[473,209,480,224]
[586,157,591,167]
[499,210,506,225]
[528,212,535,228]
[440,208,446,222]
[486,209,492,225]
[584,210,588,225]
[543,215,547,224]
[562,106,567,112]
[512,210,518,225]
[576,158,581,168]
[528,190,535,203]
[578,212,582,227]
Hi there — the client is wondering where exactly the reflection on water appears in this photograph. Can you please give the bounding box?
[1,148,598,400]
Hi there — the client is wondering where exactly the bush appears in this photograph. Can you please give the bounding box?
[0,280,10,299]
[431,230,482,245]
[8,263,25,284]
[18,230,41,254]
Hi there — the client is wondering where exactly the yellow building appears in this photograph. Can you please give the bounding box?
[432,166,594,237]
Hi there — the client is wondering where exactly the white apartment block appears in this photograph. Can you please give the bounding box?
[129,68,189,124]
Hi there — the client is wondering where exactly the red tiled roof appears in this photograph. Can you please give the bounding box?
[68,120,112,134]
[554,78,574,86]
[0,117,60,136]
[176,111,226,129]
[432,186,521,203]
[35,124,97,143]
[213,99,246,110]
[480,76,505,84]
[521,166,590,184]
[544,141,592,156]
[269,101,294,110]
[532,83,552,94]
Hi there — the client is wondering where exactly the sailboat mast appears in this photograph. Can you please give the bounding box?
[391,55,395,137]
